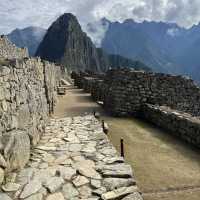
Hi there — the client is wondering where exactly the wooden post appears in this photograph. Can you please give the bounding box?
[120,138,125,158]
[102,120,109,134]
[102,120,105,129]
[52,101,54,114]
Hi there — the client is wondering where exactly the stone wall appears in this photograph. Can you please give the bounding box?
[0,57,62,175]
[74,69,200,117]
[73,69,200,148]
[0,35,28,59]
[103,69,200,116]
[142,104,200,148]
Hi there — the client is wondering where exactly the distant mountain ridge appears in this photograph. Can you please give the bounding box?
[87,18,200,81]
[7,26,46,56]
[7,17,200,81]
[36,13,150,72]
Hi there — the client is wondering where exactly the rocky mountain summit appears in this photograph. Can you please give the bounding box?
[36,13,150,72]
[36,13,102,72]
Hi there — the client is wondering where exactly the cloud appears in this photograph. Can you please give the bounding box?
[86,19,110,47]
[166,28,180,37]
[1,0,200,34]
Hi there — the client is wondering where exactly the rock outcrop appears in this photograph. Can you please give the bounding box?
[36,13,151,73]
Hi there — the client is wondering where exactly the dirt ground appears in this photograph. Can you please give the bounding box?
[54,87,200,200]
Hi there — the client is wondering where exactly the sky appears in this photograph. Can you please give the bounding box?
[1,0,200,34]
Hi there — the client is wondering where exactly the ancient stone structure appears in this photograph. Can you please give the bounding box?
[0,36,64,187]
[142,104,200,148]
[0,36,28,59]
[73,69,200,148]
[74,69,200,116]
[0,58,62,174]
[0,36,143,200]
[103,69,200,117]
[0,115,142,200]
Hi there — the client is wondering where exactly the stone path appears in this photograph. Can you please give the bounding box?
[0,115,142,200]
[54,87,200,200]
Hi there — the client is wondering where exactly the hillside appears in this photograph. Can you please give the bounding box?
[87,19,200,81]
[36,13,151,73]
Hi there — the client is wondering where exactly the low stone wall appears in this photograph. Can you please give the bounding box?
[82,77,98,93]
[73,72,107,102]
[91,79,106,102]
[72,71,89,88]
[0,36,28,59]
[74,69,200,117]
[0,57,62,178]
[72,69,200,148]
[104,69,200,116]
[142,104,200,148]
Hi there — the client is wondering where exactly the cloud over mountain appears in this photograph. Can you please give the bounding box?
[1,0,200,34]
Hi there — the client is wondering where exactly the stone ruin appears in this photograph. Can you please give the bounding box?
[0,39,142,200]
[0,37,64,185]
[73,68,200,148]
[0,35,29,59]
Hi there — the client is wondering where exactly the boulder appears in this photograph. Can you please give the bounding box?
[3,130,30,170]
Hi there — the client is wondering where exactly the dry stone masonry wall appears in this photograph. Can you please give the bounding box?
[0,36,28,59]
[0,58,62,174]
[0,37,64,181]
[142,104,200,148]
[73,69,200,148]
[103,69,200,117]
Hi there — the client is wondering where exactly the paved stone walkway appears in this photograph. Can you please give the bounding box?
[0,115,142,200]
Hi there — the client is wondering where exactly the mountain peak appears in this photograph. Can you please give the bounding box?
[50,13,80,31]
[36,13,84,63]
[36,13,103,71]
[56,13,77,23]
[36,13,149,73]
